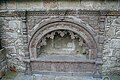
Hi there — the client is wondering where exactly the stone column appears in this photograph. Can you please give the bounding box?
[93,15,106,78]
[22,11,31,75]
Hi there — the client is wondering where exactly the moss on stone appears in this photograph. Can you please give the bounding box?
[111,76,120,80]
[3,71,17,80]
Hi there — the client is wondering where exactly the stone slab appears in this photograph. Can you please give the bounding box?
[14,73,102,80]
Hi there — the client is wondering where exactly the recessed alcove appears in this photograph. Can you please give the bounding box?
[36,30,89,61]
[28,16,99,76]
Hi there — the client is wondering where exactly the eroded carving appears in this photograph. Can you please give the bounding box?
[37,30,89,60]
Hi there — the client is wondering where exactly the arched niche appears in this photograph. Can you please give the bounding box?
[29,17,97,60]
[36,30,90,60]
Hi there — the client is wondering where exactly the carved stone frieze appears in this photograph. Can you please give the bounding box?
[0,10,120,17]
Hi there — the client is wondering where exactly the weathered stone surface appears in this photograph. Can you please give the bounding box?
[112,19,120,26]
[0,0,119,10]
[0,49,6,71]
[9,20,21,28]
[98,36,105,44]
[110,39,120,49]
[102,16,120,74]
[116,30,120,38]
[6,1,16,9]
[31,61,95,74]
[59,0,80,9]
[43,0,58,9]
[0,18,25,71]
[106,27,116,38]
[14,73,102,80]
[14,73,33,80]
[0,1,120,78]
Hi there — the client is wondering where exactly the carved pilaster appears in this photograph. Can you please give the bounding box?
[93,16,106,78]
[97,15,106,58]
[22,11,32,75]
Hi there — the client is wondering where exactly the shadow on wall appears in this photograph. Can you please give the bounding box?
[0,19,2,49]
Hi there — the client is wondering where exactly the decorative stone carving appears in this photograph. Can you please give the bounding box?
[37,30,90,60]
[27,16,101,77]
[99,16,106,32]
[98,36,105,44]
[29,18,95,57]
[39,30,84,48]
[57,31,66,37]
[0,10,120,17]
[106,27,116,38]
[68,31,75,39]
[1,9,118,78]
[40,38,47,46]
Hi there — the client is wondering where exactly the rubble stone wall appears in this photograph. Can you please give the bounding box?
[0,49,6,71]
[0,17,25,71]
[103,16,120,73]
[0,18,7,71]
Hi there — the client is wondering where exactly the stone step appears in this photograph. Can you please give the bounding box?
[14,73,102,80]
[34,75,99,80]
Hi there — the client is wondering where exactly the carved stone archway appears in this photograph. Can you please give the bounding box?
[27,16,101,77]
[29,17,97,59]
[37,30,90,60]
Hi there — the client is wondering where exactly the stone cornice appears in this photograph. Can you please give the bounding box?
[0,9,120,17]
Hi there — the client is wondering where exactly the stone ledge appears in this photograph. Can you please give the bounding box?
[30,58,95,63]
[32,71,93,76]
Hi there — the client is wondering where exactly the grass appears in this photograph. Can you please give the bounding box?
[111,76,120,80]
[2,71,17,80]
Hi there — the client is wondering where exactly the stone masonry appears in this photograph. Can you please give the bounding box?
[0,49,6,71]
[0,18,7,72]
[0,0,120,79]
